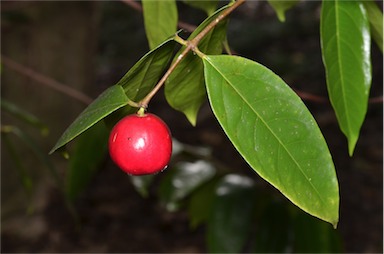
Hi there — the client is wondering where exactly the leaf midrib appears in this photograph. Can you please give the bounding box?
[334,0,352,136]
[205,57,326,206]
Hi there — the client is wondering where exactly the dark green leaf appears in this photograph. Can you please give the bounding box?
[183,0,218,16]
[50,85,129,154]
[66,122,109,202]
[116,37,177,101]
[7,126,62,189]
[253,201,291,253]
[1,99,48,135]
[165,4,230,125]
[51,38,177,153]
[142,0,178,49]
[203,55,339,227]
[206,174,256,253]
[187,176,220,228]
[267,0,299,22]
[159,160,216,211]
[130,175,155,198]
[293,210,342,253]
[363,0,383,52]
[321,0,372,155]
[1,131,33,193]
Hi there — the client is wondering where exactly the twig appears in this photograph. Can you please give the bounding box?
[294,90,328,103]
[368,96,383,104]
[139,0,246,108]
[294,89,382,105]
[1,55,93,105]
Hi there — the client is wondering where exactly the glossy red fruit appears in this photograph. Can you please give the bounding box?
[108,113,172,175]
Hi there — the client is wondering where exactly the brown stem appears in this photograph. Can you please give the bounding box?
[1,55,93,105]
[139,0,245,108]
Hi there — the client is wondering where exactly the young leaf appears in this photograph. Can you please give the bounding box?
[363,0,383,52]
[206,174,256,253]
[267,0,299,22]
[203,55,339,227]
[142,0,178,49]
[165,4,230,125]
[50,85,129,154]
[321,0,372,155]
[66,122,109,202]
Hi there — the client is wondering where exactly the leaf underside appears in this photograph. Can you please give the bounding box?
[203,55,339,227]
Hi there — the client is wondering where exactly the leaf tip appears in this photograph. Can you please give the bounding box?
[347,134,358,156]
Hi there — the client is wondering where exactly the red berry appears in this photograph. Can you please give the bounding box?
[108,113,172,175]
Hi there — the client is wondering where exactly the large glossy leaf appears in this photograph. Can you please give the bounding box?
[66,122,109,202]
[165,4,230,125]
[206,174,256,253]
[203,55,339,227]
[363,0,383,52]
[321,0,372,155]
[50,85,129,154]
[267,0,299,22]
[142,0,178,49]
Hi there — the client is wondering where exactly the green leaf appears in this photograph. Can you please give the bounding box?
[142,0,178,49]
[5,126,62,189]
[253,201,291,252]
[130,175,155,198]
[1,99,49,135]
[187,176,220,228]
[267,0,299,22]
[66,122,109,202]
[203,55,339,227]
[165,4,230,125]
[50,85,129,154]
[206,174,256,253]
[321,0,372,155]
[116,37,177,101]
[159,160,216,211]
[292,210,342,252]
[1,132,33,193]
[51,38,177,153]
[183,0,218,16]
[363,0,383,52]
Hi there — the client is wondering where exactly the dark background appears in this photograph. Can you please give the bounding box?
[1,1,382,252]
